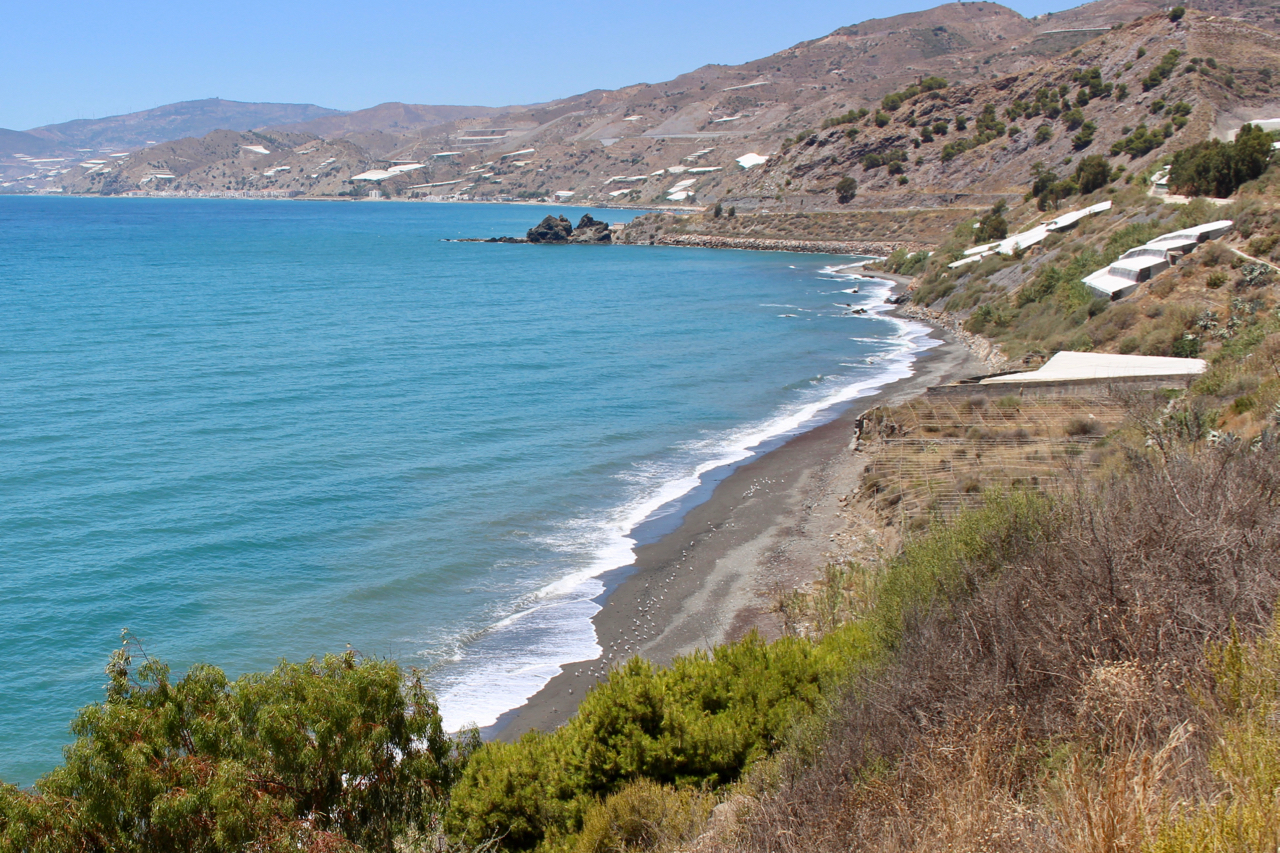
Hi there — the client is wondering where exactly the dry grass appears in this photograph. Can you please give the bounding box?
[708,443,1280,853]
[858,393,1127,524]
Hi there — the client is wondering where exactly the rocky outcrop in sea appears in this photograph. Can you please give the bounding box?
[526,214,613,244]
[453,214,616,245]
[567,214,612,244]
[527,215,574,243]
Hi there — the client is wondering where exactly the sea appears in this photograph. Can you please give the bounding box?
[0,197,933,786]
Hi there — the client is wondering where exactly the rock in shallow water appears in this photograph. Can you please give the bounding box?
[526,215,574,243]
[568,214,612,244]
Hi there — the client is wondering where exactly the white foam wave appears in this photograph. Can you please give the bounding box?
[434,265,935,733]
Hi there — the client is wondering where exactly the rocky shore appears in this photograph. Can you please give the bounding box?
[896,303,1010,371]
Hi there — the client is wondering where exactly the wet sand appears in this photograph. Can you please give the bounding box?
[492,290,987,741]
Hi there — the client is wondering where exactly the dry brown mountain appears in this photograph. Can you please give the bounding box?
[34,0,1280,204]
[266,102,510,150]
[707,9,1280,213]
[60,129,376,197]
[0,128,63,159]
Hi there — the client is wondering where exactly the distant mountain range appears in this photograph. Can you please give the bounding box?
[0,99,339,163]
[11,99,344,154]
[4,0,1279,202]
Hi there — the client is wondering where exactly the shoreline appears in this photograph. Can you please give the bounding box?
[491,277,988,741]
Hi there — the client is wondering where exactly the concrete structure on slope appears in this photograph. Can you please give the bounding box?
[1082,254,1171,299]
[1081,220,1233,299]
[979,351,1206,385]
[950,201,1113,269]
[1162,220,1234,243]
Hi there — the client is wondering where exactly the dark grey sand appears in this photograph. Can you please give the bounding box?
[493,294,987,741]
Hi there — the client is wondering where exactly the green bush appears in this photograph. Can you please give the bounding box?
[881,83,925,112]
[1143,49,1183,91]
[1149,617,1280,852]
[836,176,858,203]
[573,780,714,853]
[1074,154,1111,192]
[863,149,907,171]
[1172,335,1202,357]
[822,107,868,129]
[445,629,878,850]
[0,641,463,852]
[974,201,1008,243]
[1103,221,1162,263]
[1111,124,1166,158]
[871,490,1053,645]
[1169,123,1274,198]
[1071,128,1097,155]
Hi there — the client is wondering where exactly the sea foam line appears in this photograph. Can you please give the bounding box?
[435,269,936,732]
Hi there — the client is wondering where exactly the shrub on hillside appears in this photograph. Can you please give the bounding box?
[822,107,868,128]
[445,629,878,850]
[1168,123,1274,198]
[1072,121,1098,150]
[729,446,1280,853]
[1074,154,1112,192]
[836,176,858,203]
[1111,124,1166,158]
[883,247,930,275]
[1143,49,1183,91]
[974,201,1008,244]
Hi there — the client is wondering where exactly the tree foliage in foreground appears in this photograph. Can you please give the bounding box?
[0,638,469,853]
[445,629,879,851]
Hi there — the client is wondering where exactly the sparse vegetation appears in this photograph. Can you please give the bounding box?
[1111,123,1166,158]
[822,107,868,129]
[1143,49,1183,91]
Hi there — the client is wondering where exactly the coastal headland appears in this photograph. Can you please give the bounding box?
[495,278,988,740]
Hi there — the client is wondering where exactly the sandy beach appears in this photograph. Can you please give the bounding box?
[493,285,988,740]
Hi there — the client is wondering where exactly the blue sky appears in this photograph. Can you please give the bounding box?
[4,0,1074,130]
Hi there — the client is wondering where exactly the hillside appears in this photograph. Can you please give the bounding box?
[265,102,512,153]
[26,0,1241,201]
[651,11,1280,213]
[0,99,345,190]
[56,128,378,198]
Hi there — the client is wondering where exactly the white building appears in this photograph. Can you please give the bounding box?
[1081,220,1233,299]
[980,351,1206,385]
[1083,255,1171,299]
[952,201,1113,268]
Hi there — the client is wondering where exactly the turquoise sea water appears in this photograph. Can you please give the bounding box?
[0,198,931,786]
